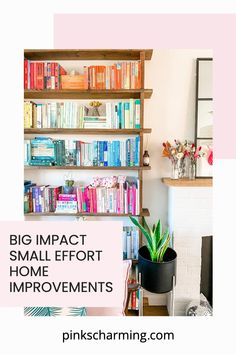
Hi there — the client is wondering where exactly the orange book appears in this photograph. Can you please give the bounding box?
[111,64,117,89]
[126,62,131,89]
[135,61,141,89]
[83,66,89,89]
[89,66,96,89]
[116,63,122,89]
[96,66,102,90]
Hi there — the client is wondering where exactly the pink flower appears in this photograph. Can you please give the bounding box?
[194,146,202,159]
[207,148,213,165]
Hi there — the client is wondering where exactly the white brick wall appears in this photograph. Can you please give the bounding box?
[167,186,212,316]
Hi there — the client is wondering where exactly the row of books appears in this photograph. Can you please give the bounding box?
[24,100,141,129]
[76,177,139,214]
[87,62,141,90]
[24,177,140,215]
[123,226,139,260]
[24,60,141,90]
[24,137,140,167]
[24,60,67,90]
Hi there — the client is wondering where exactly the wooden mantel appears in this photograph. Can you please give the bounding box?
[162,178,213,187]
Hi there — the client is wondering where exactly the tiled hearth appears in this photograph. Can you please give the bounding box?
[162,178,213,316]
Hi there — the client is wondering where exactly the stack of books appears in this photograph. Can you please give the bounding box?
[24,137,140,167]
[76,176,140,215]
[26,185,62,213]
[24,176,140,215]
[24,60,67,90]
[25,137,56,166]
[24,100,141,129]
[123,226,139,260]
[24,60,141,90]
[86,61,141,89]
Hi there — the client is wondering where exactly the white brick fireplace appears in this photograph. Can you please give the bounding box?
[163,179,213,316]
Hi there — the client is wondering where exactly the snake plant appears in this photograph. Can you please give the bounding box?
[129,216,171,262]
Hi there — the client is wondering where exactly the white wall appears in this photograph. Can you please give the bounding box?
[144,49,212,227]
[143,49,212,305]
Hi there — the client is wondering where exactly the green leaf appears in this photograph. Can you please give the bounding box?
[129,216,153,251]
[153,219,162,250]
[156,228,169,251]
[158,234,170,262]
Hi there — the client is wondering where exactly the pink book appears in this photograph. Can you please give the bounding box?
[89,188,93,213]
[85,187,90,212]
[127,186,131,214]
[92,188,97,213]
[76,188,81,212]
[79,188,83,212]
[120,183,124,214]
[58,194,77,201]
[81,187,85,212]
[132,185,136,215]
[117,186,120,214]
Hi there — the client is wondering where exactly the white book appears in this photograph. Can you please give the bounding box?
[123,228,127,259]
[106,102,112,128]
[126,231,132,259]
[129,99,134,128]
[47,103,51,128]
[36,105,42,128]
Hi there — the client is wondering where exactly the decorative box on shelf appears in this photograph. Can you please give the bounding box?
[61,74,88,90]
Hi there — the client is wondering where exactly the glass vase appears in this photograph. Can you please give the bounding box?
[188,163,196,180]
[171,158,186,179]
[171,160,179,179]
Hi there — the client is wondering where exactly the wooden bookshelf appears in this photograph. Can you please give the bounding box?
[24,49,153,61]
[24,89,153,100]
[25,208,150,217]
[24,128,152,135]
[25,165,151,171]
[162,178,213,187]
[24,50,152,314]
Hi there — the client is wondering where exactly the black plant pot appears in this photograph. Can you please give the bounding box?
[138,246,177,294]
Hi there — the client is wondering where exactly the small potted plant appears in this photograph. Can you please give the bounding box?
[63,179,75,194]
[129,216,177,293]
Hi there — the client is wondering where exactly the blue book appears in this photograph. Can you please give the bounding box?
[103,141,108,166]
[135,136,140,166]
[116,141,121,166]
[111,141,116,166]
[98,141,104,166]
[126,139,131,166]
[107,142,112,166]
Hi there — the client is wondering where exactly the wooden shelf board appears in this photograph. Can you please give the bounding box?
[24,128,152,135]
[24,89,153,100]
[162,178,213,187]
[24,165,151,171]
[24,208,150,217]
[24,49,153,61]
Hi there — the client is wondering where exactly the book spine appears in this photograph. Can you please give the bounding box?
[103,141,108,166]
[47,63,51,89]
[24,59,28,89]
[135,99,141,128]
[30,62,34,89]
